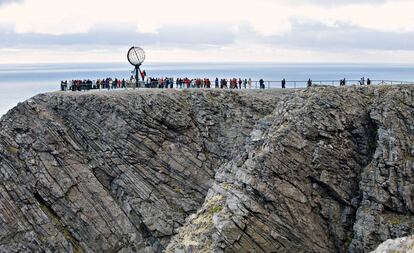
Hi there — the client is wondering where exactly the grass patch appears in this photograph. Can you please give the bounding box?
[207,205,223,215]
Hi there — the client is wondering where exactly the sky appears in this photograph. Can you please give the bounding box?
[0,0,414,63]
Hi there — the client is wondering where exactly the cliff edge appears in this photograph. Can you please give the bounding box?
[0,86,413,253]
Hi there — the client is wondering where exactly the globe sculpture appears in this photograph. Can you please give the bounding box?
[127,46,145,67]
[127,46,146,87]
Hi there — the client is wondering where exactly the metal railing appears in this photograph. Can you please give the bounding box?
[63,79,414,91]
[259,80,414,89]
[133,79,414,89]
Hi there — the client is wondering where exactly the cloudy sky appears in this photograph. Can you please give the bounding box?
[0,0,413,63]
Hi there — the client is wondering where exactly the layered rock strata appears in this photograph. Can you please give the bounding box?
[0,86,413,253]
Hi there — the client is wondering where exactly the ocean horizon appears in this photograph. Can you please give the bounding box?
[1,62,414,117]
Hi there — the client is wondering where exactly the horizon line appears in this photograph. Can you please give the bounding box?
[2,61,414,66]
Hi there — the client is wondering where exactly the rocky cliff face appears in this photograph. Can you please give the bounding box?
[0,86,413,253]
[371,235,414,253]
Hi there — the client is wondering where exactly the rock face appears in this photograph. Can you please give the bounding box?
[371,235,414,253]
[0,86,413,253]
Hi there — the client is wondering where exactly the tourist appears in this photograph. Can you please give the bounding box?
[307,78,312,87]
[367,78,371,85]
[243,79,247,89]
[140,70,146,81]
[359,77,365,85]
[160,78,164,88]
[186,78,191,88]
[144,77,150,88]
[281,78,286,89]
[248,78,252,89]
[129,77,135,88]
[259,79,265,89]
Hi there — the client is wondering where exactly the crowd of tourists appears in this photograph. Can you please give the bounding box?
[60,76,267,91]
[61,75,373,91]
[61,78,130,91]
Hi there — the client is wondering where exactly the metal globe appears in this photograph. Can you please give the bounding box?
[127,47,146,66]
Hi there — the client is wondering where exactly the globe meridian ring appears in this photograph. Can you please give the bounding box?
[127,47,145,66]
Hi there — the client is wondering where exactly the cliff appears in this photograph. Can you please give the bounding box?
[371,235,414,253]
[0,86,413,253]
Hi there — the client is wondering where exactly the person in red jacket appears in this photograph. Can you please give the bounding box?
[140,70,146,81]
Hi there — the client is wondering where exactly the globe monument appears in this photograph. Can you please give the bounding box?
[127,46,146,87]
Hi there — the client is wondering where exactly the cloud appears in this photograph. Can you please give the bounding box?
[0,0,22,6]
[267,21,414,51]
[284,0,393,7]
[1,21,413,52]
[295,0,388,3]
[1,0,414,63]
[0,23,235,48]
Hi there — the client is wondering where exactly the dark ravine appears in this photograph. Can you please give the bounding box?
[0,86,412,253]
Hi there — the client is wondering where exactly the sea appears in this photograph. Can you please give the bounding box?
[1,62,414,117]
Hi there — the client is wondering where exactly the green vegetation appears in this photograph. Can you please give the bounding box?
[207,205,223,215]
[6,146,19,154]
[391,217,402,226]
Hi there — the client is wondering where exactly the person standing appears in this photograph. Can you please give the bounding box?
[307,78,312,88]
[360,77,365,85]
[140,70,146,81]
[367,78,371,85]
[259,79,265,89]
[281,78,286,89]
[248,78,252,89]
[160,78,164,88]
